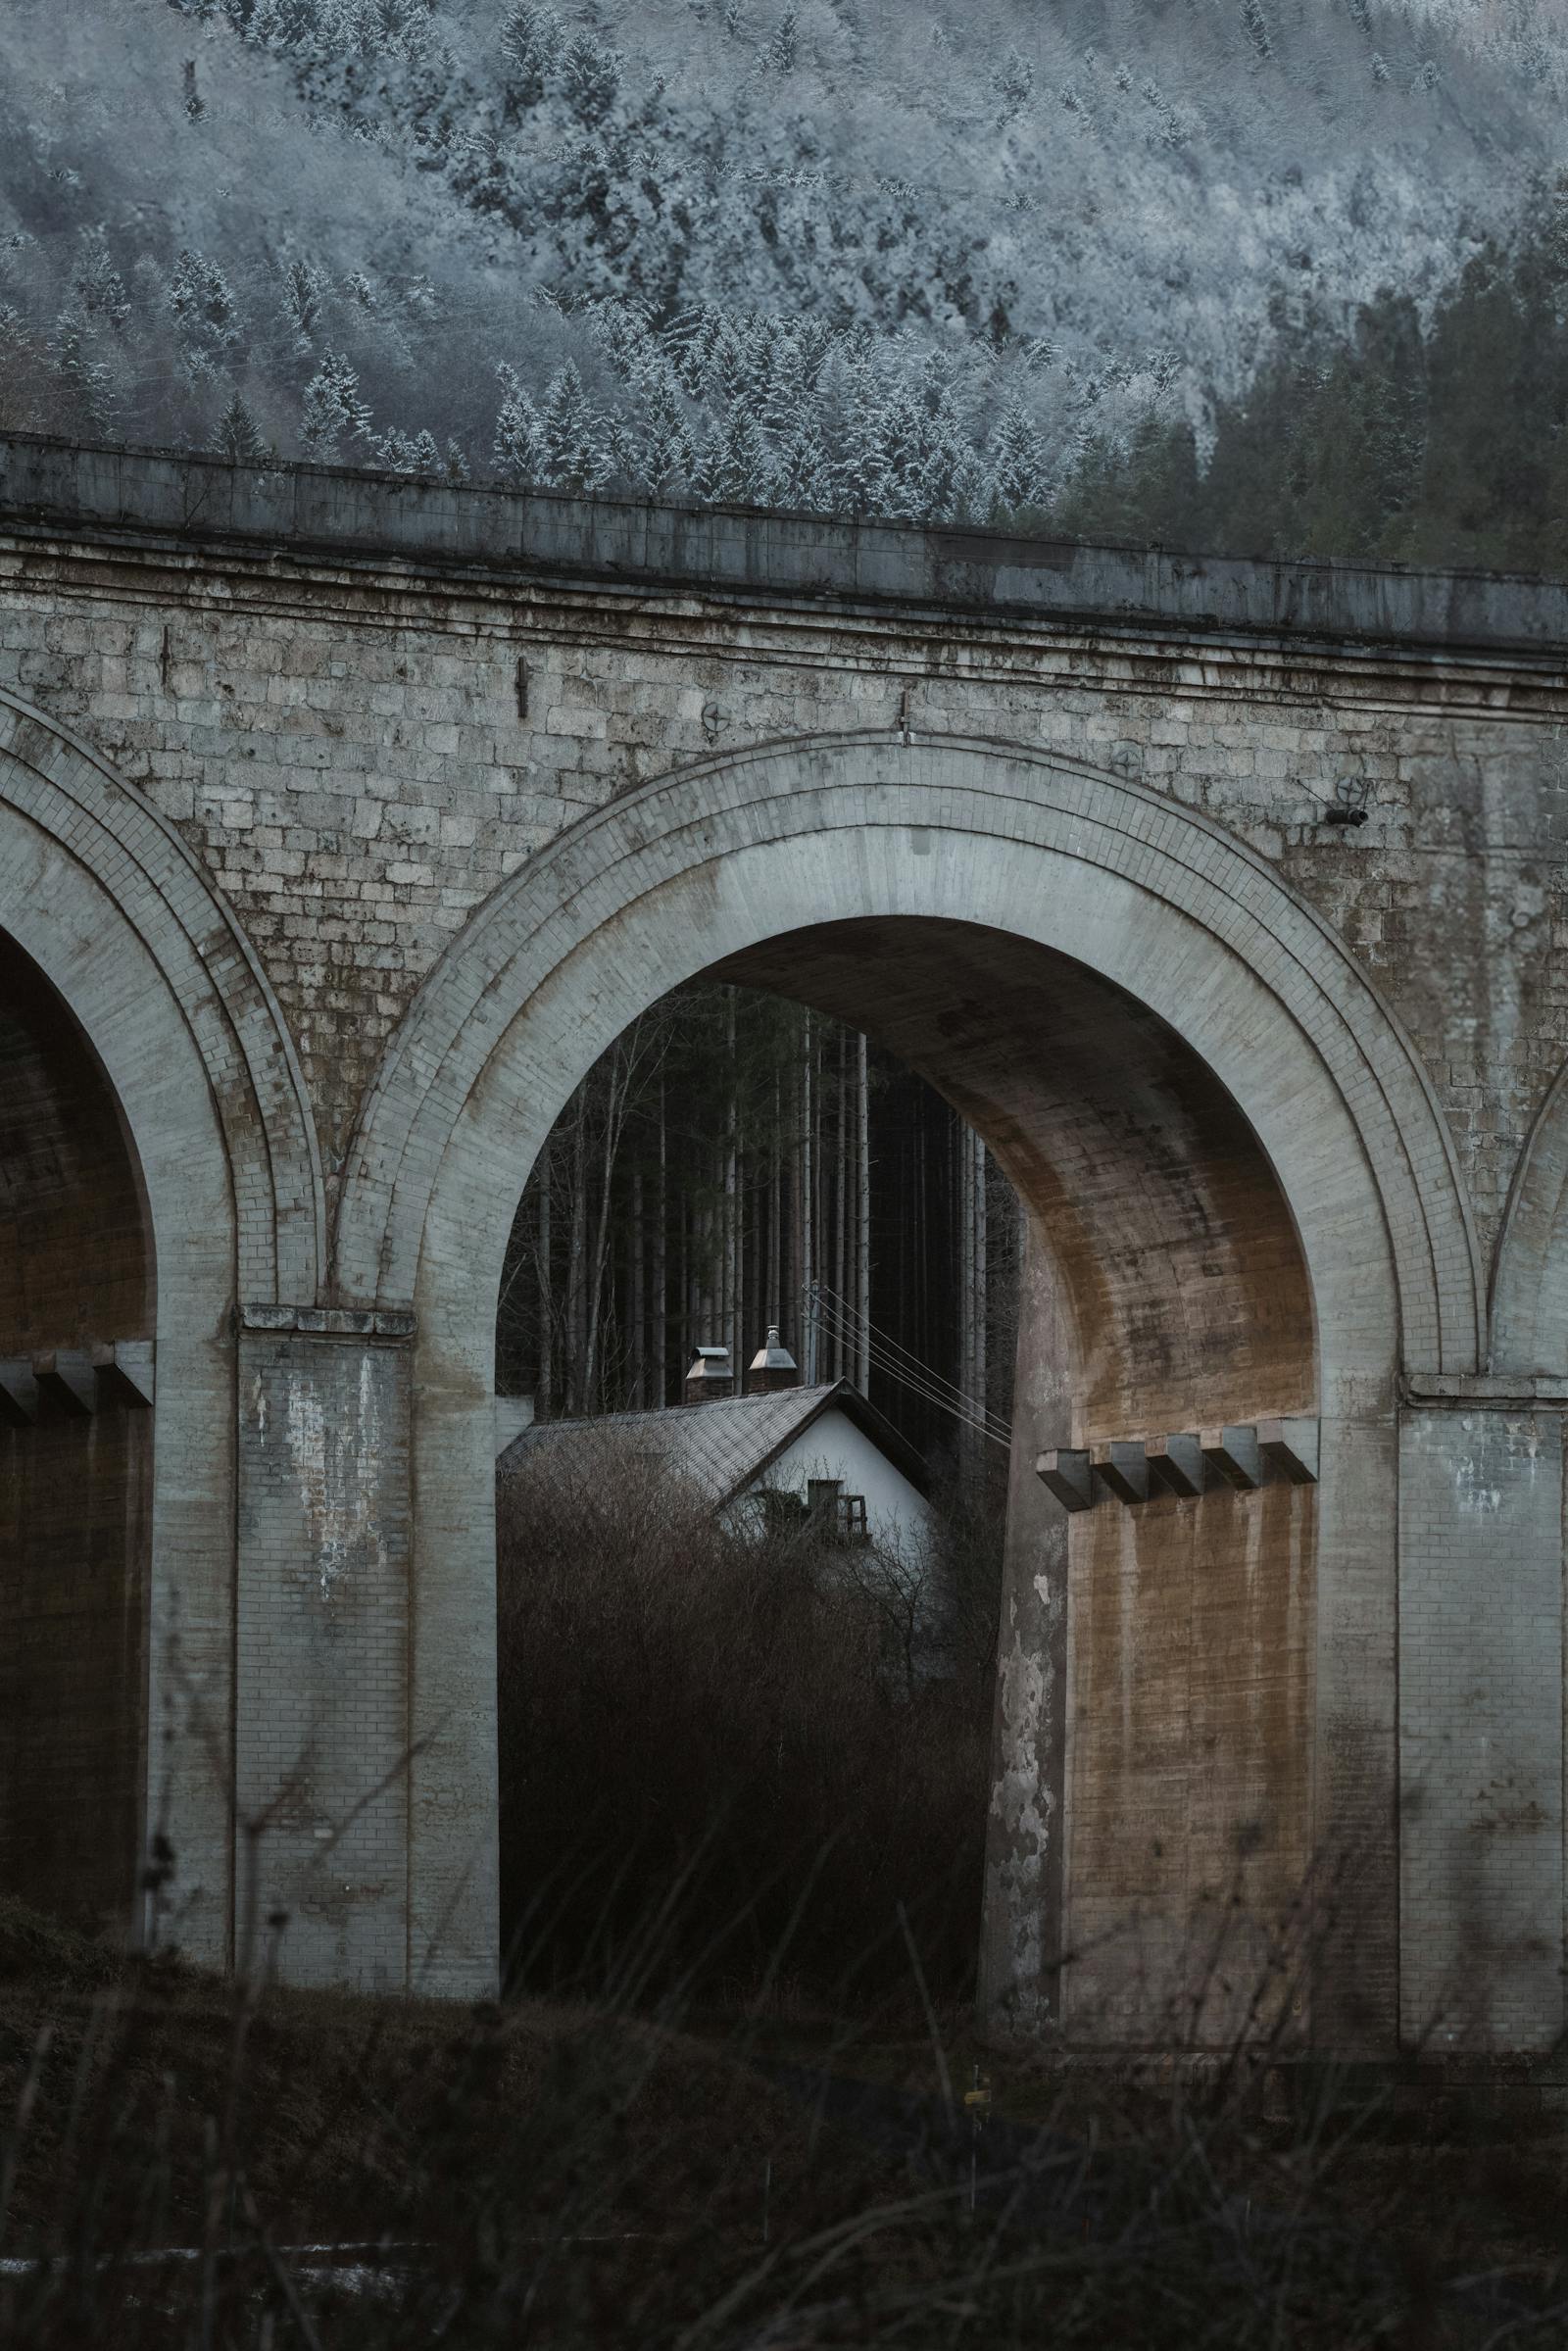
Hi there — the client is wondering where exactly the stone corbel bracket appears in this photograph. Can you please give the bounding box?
[0,1341,156,1423]
[1037,1416,1319,1512]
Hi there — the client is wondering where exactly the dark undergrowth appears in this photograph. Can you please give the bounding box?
[4,1452,1566,2341]
[4,1888,1568,2346]
[496,1439,1001,2009]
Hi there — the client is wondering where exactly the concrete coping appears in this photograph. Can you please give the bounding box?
[3,433,1567,660]
[239,1302,416,1344]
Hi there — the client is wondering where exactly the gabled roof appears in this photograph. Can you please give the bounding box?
[498,1381,929,1508]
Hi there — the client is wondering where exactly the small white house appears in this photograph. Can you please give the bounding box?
[497,1330,934,1564]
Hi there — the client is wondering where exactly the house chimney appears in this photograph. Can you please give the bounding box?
[747,1325,799,1396]
[685,1345,733,1404]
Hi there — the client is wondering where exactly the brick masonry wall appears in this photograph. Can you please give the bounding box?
[0,527,1563,1266]
[1399,1407,1565,2051]
[236,1329,411,1990]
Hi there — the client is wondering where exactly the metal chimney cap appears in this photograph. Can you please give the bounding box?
[749,1325,797,1372]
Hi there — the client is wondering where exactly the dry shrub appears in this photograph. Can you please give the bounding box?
[496,1435,994,2006]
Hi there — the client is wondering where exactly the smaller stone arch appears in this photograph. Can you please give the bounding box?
[0,690,325,1306]
[0,691,327,1965]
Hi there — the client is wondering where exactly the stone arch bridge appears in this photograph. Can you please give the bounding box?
[4,434,1568,2058]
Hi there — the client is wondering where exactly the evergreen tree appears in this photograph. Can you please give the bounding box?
[986,393,1050,518]
[74,227,129,330]
[48,312,114,433]
[561,32,618,127]
[278,256,327,350]
[499,2,560,110]
[765,6,798,73]
[493,362,544,479]
[773,412,834,512]
[699,394,771,505]
[444,436,470,484]
[539,359,607,490]
[169,249,239,351]
[300,349,372,458]
[211,388,267,461]
[635,366,695,497]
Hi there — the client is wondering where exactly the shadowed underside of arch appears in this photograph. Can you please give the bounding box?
[716,916,1316,1443]
[332,734,1477,2035]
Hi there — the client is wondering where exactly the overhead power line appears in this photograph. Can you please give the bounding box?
[806,1282,1011,1450]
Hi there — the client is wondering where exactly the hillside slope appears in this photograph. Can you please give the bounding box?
[1,1,1563,515]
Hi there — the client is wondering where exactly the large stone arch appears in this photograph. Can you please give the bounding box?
[0,690,325,1965]
[336,733,1480,2032]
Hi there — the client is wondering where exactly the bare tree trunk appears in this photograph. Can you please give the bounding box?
[536,1150,553,1419]
[801,1011,815,1381]
[725,993,739,1379]
[582,1036,643,1412]
[833,1028,847,1380]
[654,1080,667,1405]
[564,1106,589,1414]
[769,1070,781,1328]
[973,1126,989,1427]
[630,1165,645,1408]
[679,1200,690,1383]
[856,1030,870,1393]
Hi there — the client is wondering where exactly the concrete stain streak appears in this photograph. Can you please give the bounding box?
[284,1356,383,1598]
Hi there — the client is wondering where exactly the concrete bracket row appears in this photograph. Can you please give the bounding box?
[1036,1417,1319,1512]
[0,1340,155,1425]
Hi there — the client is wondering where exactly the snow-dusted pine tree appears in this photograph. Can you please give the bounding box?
[635,365,695,496]
[300,350,372,459]
[765,7,798,73]
[211,389,267,461]
[985,393,1051,517]
[500,1,561,107]
[561,32,618,127]
[493,362,544,479]
[699,394,771,505]
[278,256,328,350]
[539,359,608,490]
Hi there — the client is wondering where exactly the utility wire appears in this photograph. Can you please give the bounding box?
[806,1283,1010,1450]
[810,1282,1012,1443]
[813,1280,1010,1431]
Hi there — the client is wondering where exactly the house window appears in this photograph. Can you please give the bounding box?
[835,1493,869,1544]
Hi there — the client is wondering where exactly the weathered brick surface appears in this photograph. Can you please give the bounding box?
[1400,1409,1565,2051]
[236,1328,411,1991]
[0,487,1561,1262]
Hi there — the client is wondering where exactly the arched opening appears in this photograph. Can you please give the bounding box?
[493,968,1022,2009]
[486,915,1318,2042]
[343,733,1466,2036]
[0,928,155,1936]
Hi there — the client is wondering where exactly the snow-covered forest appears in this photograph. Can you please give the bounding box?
[3,0,1564,535]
